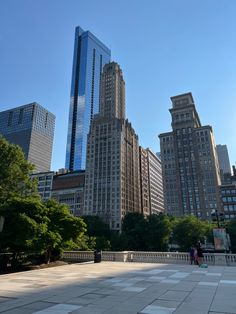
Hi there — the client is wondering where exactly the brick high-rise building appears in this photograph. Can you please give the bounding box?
[83,62,140,231]
[52,171,85,217]
[159,93,221,219]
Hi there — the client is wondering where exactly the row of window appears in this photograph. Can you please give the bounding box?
[224,205,236,211]
[222,196,236,203]
[221,189,236,195]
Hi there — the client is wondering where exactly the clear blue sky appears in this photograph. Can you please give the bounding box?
[0,0,235,171]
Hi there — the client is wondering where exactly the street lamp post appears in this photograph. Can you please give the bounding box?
[211,209,223,228]
[0,216,4,232]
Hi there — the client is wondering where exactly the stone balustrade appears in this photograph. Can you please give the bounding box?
[62,251,236,266]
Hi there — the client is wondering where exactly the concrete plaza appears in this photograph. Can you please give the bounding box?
[0,262,236,314]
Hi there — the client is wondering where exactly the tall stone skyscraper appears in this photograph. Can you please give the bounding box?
[84,62,141,231]
[159,93,221,219]
[0,103,55,172]
[139,147,164,216]
[65,26,111,171]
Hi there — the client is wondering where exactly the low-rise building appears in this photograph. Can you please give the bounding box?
[31,171,54,200]
[220,184,236,221]
[51,171,85,216]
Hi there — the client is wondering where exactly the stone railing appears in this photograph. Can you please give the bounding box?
[62,251,236,266]
[62,251,129,263]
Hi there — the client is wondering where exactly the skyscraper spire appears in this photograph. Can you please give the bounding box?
[83,62,141,231]
[65,26,111,171]
[99,62,125,119]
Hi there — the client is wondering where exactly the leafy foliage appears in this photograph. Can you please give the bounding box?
[0,198,87,264]
[0,197,47,266]
[120,213,174,251]
[227,218,236,253]
[122,212,148,250]
[144,214,173,251]
[82,215,111,250]
[0,136,37,203]
[172,215,212,251]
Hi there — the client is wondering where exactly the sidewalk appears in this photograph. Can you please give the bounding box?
[0,262,236,313]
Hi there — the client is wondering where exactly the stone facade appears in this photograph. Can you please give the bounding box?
[159,93,221,219]
[139,147,151,216]
[83,62,141,231]
[31,171,54,200]
[220,184,236,221]
[52,171,85,216]
[139,147,164,215]
[147,149,164,214]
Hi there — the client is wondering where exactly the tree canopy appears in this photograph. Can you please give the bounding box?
[144,214,172,251]
[0,198,87,264]
[122,212,148,250]
[0,136,37,203]
[82,215,111,250]
[228,218,236,253]
[172,215,212,251]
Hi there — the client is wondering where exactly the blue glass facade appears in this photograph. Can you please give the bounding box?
[65,26,111,171]
[0,103,55,172]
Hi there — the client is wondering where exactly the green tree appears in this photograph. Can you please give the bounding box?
[172,215,212,251]
[122,212,148,250]
[145,214,173,251]
[37,200,87,262]
[110,232,129,251]
[0,136,37,203]
[0,197,48,266]
[228,218,236,253]
[82,215,111,250]
[0,198,87,265]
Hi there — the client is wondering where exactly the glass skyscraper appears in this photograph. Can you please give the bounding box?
[65,26,111,171]
[0,103,55,172]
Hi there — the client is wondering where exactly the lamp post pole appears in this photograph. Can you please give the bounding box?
[0,216,4,232]
[215,209,220,228]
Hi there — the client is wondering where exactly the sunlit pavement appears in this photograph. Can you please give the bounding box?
[1,261,236,313]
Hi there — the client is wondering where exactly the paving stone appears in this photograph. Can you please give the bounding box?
[158,290,189,302]
[146,276,166,281]
[21,301,56,311]
[169,272,190,279]
[151,299,181,308]
[1,308,34,314]
[171,281,198,291]
[210,300,236,314]
[0,296,17,303]
[198,282,218,286]
[0,262,236,314]
[161,279,180,284]
[206,272,221,276]
[139,304,176,313]
[220,280,236,284]
[174,302,209,314]
[122,286,146,292]
[33,303,82,314]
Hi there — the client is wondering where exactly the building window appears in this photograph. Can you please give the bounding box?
[8,111,13,126]
[45,112,48,127]
[18,108,24,124]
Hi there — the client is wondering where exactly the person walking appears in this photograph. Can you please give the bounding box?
[189,247,195,265]
[197,243,203,266]
[193,246,198,265]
